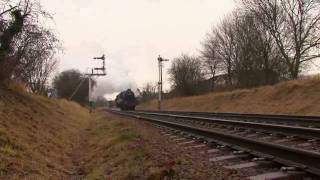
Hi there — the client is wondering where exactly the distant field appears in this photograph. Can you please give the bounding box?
[138,77,320,115]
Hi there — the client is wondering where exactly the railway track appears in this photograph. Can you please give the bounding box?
[132,111,320,139]
[108,109,320,179]
[138,110,320,127]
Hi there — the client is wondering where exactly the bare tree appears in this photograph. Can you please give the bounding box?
[213,16,239,86]
[0,4,27,81]
[20,56,58,94]
[232,10,288,87]
[242,0,320,79]
[12,25,60,94]
[0,0,57,86]
[200,33,224,90]
[201,9,290,89]
[137,82,157,102]
[168,54,205,96]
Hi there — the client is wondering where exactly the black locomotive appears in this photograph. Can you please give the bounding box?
[115,89,137,110]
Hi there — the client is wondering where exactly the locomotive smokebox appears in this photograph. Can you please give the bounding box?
[115,89,137,111]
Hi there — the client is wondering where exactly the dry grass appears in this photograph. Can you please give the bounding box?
[5,81,28,95]
[77,113,236,179]
[138,78,320,115]
[0,85,246,179]
[0,87,176,179]
[0,87,90,179]
[76,112,164,179]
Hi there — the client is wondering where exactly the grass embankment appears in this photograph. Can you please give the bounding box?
[138,78,320,115]
[1,84,224,179]
[0,85,162,179]
[0,85,90,179]
[0,85,163,179]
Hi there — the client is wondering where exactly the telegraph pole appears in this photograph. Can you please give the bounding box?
[88,74,92,104]
[157,55,169,110]
[86,54,107,112]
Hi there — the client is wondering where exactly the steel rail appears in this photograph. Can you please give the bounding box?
[137,110,320,127]
[108,109,320,176]
[131,111,320,139]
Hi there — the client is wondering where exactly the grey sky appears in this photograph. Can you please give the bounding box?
[42,0,236,99]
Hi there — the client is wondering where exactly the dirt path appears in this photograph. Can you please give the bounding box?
[68,126,92,179]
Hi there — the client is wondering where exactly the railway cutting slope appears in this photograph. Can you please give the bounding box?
[0,85,92,178]
[138,78,320,115]
[1,85,235,179]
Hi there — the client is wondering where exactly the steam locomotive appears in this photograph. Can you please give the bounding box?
[115,89,137,110]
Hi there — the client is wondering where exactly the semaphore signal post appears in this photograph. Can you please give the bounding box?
[157,55,169,110]
[86,54,107,112]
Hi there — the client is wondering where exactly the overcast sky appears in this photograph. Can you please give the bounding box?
[41,0,237,99]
